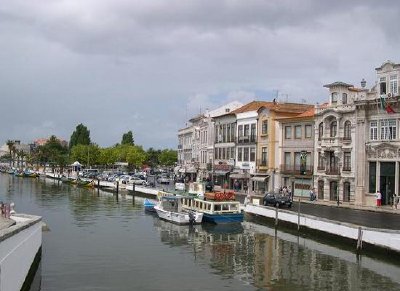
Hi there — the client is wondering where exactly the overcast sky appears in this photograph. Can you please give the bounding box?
[1,0,399,149]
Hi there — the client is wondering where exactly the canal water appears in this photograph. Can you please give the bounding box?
[1,174,400,291]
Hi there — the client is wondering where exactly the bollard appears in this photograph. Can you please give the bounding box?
[297,197,301,231]
[356,227,363,252]
[132,184,136,205]
[275,204,279,227]
[97,179,100,196]
[116,181,119,195]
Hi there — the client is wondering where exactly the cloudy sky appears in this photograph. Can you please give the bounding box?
[1,0,399,149]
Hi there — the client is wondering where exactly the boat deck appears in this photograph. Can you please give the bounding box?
[0,217,16,230]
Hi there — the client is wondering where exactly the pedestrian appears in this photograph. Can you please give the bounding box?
[376,190,382,207]
[393,193,399,209]
[309,188,316,201]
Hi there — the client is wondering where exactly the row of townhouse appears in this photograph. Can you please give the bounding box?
[177,60,400,207]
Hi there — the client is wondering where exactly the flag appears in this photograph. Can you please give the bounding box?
[380,95,396,114]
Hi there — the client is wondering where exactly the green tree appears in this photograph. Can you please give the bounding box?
[42,135,69,171]
[159,149,177,166]
[126,146,147,169]
[121,131,134,146]
[98,147,119,167]
[6,140,15,167]
[146,147,161,167]
[69,123,91,149]
[70,144,100,168]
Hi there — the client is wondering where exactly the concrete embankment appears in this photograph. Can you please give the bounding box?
[245,203,400,254]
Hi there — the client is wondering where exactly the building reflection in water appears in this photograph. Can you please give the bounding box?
[152,218,400,290]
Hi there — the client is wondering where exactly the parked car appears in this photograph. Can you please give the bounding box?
[129,176,148,186]
[263,193,292,208]
[157,175,171,184]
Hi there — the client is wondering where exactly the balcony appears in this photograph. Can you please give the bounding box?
[257,159,268,168]
[237,136,256,144]
[326,167,339,175]
[317,165,325,171]
[280,164,313,176]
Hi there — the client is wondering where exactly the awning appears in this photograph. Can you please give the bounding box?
[230,173,251,179]
[251,176,270,182]
[214,170,229,176]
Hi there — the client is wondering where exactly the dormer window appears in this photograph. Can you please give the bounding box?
[342,93,347,104]
[225,108,230,113]
[380,76,387,95]
[390,75,398,95]
[331,92,338,104]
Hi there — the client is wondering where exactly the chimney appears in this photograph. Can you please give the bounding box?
[361,78,366,88]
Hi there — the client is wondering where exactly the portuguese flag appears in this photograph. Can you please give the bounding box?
[380,95,396,114]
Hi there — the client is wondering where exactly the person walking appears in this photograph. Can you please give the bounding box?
[393,193,399,209]
[376,190,382,207]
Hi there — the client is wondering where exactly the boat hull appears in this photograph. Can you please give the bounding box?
[143,199,156,213]
[202,213,244,224]
[154,206,203,225]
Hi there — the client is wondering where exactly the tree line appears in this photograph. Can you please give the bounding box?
[4,123,177,171]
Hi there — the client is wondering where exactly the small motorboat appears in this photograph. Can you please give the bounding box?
[143,198,157,213]
[154,196,203,225]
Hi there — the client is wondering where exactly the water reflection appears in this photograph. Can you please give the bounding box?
[1,175,400,291]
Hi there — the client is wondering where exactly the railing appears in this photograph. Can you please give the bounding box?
[342,167,351,172]
[326,167,339,175]
[280,164,313,175]
[237,136,256,144]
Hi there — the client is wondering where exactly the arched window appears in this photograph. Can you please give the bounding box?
[331,92,338,103]
[330,121,337,137]
[342,93,348,104]
[318,122,324,140]
[344,121,351,140]
[343,182,350,202]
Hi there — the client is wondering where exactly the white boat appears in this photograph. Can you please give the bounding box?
[154,196,203,225]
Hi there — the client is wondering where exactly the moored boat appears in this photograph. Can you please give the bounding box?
[154,196,203,225]
[180,197,243,224]
[143,198,157,213]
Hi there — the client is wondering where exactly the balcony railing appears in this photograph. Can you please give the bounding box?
[257,159,268,167]
[280,164,313,175]
[237,136,256,144]
[326,167,339,175]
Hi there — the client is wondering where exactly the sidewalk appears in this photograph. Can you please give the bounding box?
[296,197,400,214]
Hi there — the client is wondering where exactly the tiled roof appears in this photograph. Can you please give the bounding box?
[232,100,313,114]
[276,107,315,121]
[323,81,353,88]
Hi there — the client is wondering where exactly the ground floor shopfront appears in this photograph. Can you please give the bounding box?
[368,161,399,205]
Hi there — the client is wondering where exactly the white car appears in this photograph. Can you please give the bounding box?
[129,176,148,186]
[157,175,171,184]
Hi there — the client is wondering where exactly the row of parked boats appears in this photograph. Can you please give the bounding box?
[144,190,244,225]
[0,168,41,178]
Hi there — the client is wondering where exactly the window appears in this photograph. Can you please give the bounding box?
[380,119,397,140]
[305,125,312,138]
[343,152,351,171]
[261,147,267,166]
[243,147,249,161]
[284,152,291,169]
[344,121,351,140]
[250,147,256,162]
[244,124,249,137]
[294,152,301,170]
[285,126,292,139]
[222,148,226,160]
[226,124,231,142]
[390,75,398,95]
[230,148,235,161]
[238,125,243,138]
[318,152,324,169]
[237,147,243,162]
[369,162,376,193]
[262,120,268,135]
[231,123,235,142]
[342,93,347,104]
[380,76,387,94]
[295,125,302,139]
[250,124,256,142]
[318,122,324,140]
[330,121,337,137]
[331,92,338,103]
[214,148,218,159]
[370,121,378,140]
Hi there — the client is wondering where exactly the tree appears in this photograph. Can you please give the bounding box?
[126,146,147,169]
[121,131,134,146]
[69,123,91,149]
[98,147,119,167]
[70,144,100,167]
[6,140,15,167]
[159,149,177,166]
[42,135,69,171]
[146,147,161,167]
